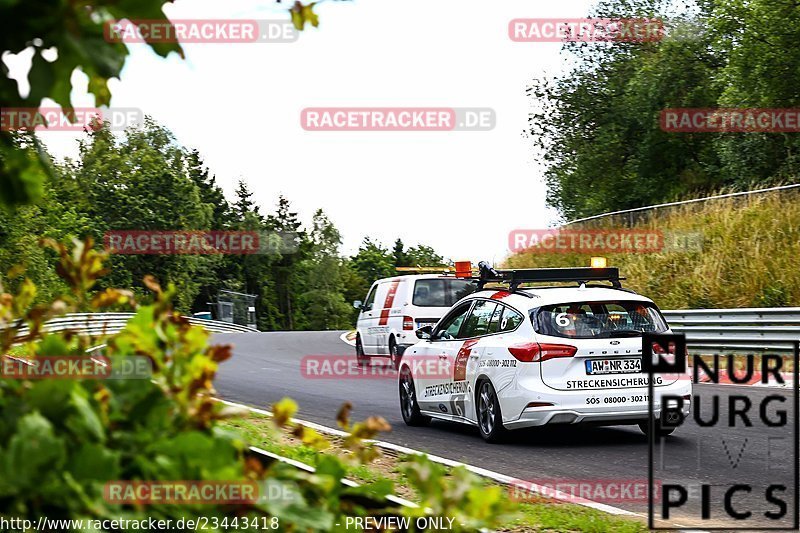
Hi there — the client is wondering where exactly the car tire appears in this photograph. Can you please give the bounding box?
[399,366,430,426]
[638,420,676,438]
[477,380,508,443]
[389,338,402,370]
[356,336,370,367]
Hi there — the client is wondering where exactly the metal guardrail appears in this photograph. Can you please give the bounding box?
[10,312,258,338]
[562,183,800,226]
[663,307,800,352]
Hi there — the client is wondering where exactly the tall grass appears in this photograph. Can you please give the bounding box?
[505,188,800,309]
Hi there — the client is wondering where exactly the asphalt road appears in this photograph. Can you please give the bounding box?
[213,331,798,530]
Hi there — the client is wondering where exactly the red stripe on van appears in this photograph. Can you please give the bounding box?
[378,280,401,325]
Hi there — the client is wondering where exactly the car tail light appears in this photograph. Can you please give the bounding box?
[650,341,685,355]
[651,342,667,354]
[508,342,577,362]
[403,316,414,330]
[538,343,578,362]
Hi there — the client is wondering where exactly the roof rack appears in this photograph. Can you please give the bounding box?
[465,261,625,291]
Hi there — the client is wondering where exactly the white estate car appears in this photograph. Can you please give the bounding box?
[398,264,691,442]
[354,274,475,368]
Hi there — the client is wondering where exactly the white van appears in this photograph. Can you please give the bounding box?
[354,274,476,367]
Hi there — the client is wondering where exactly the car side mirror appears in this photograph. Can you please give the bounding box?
[416,325,433,340]
[353,300,363,309]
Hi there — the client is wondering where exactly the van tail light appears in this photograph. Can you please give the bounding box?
[508,342,577,363]
[403,316,414,330]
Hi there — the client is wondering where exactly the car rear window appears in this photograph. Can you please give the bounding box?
[533,301,668,339]
[412,279,475,307]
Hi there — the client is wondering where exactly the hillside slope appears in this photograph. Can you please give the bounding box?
[505,189,800,309]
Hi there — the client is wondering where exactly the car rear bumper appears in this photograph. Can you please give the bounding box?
[503,381,692,429]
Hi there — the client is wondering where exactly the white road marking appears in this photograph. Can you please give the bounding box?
[218,398,648,518]
[340,330,357,347]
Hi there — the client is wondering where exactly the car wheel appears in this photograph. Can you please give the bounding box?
[389,338,402,370]
[638,420,676,438]
[399,367,430,426]
[356,336,369,367]
[477,380,508,443]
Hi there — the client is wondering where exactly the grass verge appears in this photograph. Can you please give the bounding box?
[220,411,647,533]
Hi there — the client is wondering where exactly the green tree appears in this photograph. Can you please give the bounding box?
[392,238,408,267]
[405,244,446,266]
[350,238,394,282]
[227,182,281,331]
[709,0,800,185]
[298,209,353,330]
[266,196,308,330]
[529,1,722,218]
[186,150,233,315]
[233,180,261,222]
[76,119,213,311]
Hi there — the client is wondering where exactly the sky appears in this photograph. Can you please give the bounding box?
[7,0,598,264]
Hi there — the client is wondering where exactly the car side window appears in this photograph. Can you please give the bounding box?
[363,285,377,311]
[460,300,498,338]
[434,302,473,340]
[487,304,504,334]
[499,306,523,332]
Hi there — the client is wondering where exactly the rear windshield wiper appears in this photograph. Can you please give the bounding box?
[597,329,642,338]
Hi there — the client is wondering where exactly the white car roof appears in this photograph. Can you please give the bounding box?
[466,286,655,310]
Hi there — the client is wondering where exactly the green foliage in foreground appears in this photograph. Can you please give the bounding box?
[224,412,648,533]
[0,238,506,531]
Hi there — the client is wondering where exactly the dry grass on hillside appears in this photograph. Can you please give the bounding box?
[505,189,800,309]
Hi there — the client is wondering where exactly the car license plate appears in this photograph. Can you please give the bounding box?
[585,358,641,375]
[417,321,437,329]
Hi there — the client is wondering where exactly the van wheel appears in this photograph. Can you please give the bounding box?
[638,420,676,438]
[399,367,430,426]
[356,337,369,367]
[477,380,508,443]
[389,338,401,369]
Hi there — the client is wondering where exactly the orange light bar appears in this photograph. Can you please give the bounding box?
[454,261,473,278]
[396,266,453,273]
